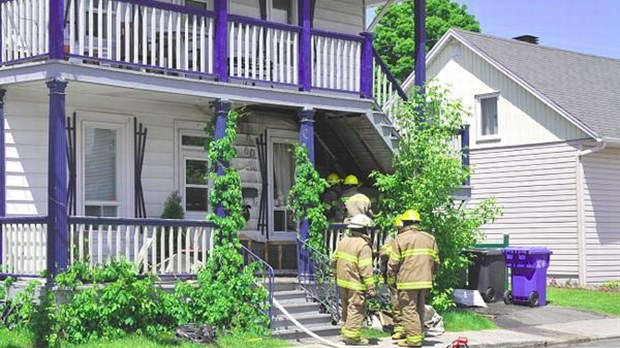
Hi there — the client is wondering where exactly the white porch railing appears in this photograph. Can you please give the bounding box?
[69,216,214,275]
[65,0,215,75]
[372,49,409,121]
[0,216,215,276]
[0,216,48,275]
[311,30,362,93]
[228,15,299,85]
[0,0,49,62]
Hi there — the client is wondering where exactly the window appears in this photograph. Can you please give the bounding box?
[185,0,212,11]
[478,94,499,138]
[83,126,120,217]
[265,0,297,24]
[178,130,209,217]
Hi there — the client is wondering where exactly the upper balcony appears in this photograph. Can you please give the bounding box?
[0,0,406,113]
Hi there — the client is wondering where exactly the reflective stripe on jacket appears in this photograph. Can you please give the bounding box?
[387,226,439,290]
[331,231,375,292]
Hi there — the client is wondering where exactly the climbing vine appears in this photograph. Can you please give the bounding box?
[169,108,269,335]
[288,145,330,256]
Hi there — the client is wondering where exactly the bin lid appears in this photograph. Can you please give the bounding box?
[502,246,552,255]
[464,248,504,255]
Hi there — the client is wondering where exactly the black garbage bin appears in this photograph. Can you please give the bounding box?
[463,249,506,302]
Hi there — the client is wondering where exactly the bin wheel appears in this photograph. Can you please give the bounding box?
[528,292,539,307]
[484,287,496,302]
[503,290,513,305]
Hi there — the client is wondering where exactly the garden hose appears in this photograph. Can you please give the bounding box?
[272,297,346,348]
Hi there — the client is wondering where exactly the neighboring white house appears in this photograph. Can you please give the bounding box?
[402,29,620,285]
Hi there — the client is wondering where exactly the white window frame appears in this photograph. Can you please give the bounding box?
[267,0,298,25]
[183,0,213,11]
[76,111,134,218]
[175,121,210,220]
[476,92,500,142]
[266,129,298,235]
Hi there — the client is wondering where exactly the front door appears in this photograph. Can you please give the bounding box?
[77,111,134,218]
[267,129,297,237]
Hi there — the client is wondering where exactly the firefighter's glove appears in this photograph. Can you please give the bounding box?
[367,288,377,298]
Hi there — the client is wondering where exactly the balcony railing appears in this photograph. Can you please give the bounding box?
[0,215,215,277]
[0,0,407,109]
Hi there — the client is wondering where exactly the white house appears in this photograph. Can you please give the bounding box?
[403,29,620,285]
[0,0,405,276]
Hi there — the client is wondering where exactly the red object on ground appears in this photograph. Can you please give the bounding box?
[447,337,469,348]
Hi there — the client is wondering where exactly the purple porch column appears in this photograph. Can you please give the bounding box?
[0,89,5,265]
[213,98,231,218]
[47,79,68,275]
[360,32,374,99]
[298,0,312,91]
[413,0,426,90]
[49,0,65,59]
[297,108,315,281]
[214,0,229,82]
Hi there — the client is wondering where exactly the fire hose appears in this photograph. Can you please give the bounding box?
[273,297,346,348]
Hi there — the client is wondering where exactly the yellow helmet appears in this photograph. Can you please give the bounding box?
[326,173,341,185]
[394,216,403,228]
[343,174,360,186]
[402,210,421,223]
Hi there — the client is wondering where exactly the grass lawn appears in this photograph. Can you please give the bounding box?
[0,328,291,348]
[547,287,620,316]
[361,328,391,339]
[441,309,497,332]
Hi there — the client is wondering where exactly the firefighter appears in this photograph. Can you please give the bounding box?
[332,214,376,345]
[340,175,374,221]
[387,210,439,347]
[379,216,404,334]
[322,173,344,222]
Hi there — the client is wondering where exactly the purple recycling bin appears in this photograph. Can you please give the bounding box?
[502,247,552,307]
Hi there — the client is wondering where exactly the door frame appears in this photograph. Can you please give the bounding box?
[266,128,298,238]
[75,110,134,218]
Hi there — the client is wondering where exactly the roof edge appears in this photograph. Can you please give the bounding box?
[403,29,601,140]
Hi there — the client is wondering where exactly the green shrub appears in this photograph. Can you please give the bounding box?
[161,191,185,220]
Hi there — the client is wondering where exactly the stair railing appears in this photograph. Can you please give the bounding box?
[296,237,340,324]
[241,245,275,327]
[371,48,409,122]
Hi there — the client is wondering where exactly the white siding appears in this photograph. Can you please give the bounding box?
[583,147,620,284]
[427,39,589,148]
[4,86,297,234]
[469,141,581,280]
[314,0,363,35]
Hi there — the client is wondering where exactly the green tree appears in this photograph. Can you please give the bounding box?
[372,84,501,311]
[374,0,480,82]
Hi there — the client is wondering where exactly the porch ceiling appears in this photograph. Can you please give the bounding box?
[0,61,375,114]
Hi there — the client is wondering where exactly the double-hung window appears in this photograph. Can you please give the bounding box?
[477,93,499,140]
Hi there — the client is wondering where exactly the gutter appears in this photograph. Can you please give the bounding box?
[575,138,607,286]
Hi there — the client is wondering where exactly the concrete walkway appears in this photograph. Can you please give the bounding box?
[297,303,620,348]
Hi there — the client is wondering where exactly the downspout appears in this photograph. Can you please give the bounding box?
[576,139,606,286]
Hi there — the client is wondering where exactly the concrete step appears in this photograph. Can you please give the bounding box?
[272,312,335,330]
[273,277,298,292]
[273,289,306,302]
[272,321,341,341]
[274,301,321,315]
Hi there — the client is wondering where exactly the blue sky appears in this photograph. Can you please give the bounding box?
[368,0,620,59]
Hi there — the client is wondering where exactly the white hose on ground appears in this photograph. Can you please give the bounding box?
[273,297,346,348]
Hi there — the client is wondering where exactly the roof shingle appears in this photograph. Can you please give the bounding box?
[451,29,620,139]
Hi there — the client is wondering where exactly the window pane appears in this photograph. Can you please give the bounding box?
[85,205,102,217]
[481,97,498,136]
[182,135,206,147]
[85,127,117,201]
[186,159,208,185]
[186,187,208,211]
[185,0,208,11]
[272,0,293,23]
[272,143,295,207]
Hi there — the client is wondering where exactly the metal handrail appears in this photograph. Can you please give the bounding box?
[296,237,340,324]
[241,245,275,326]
